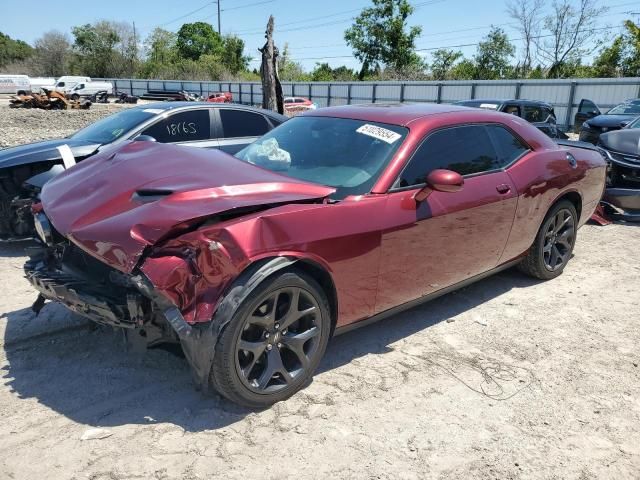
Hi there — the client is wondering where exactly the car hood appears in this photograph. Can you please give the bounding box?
[600,129,640,156]
[0,138,101,170]
[41,141,335,273]
[587,114,637,129]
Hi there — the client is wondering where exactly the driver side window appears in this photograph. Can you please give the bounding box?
[397,125,499,188]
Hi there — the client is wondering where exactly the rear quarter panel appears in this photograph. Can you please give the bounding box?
[500,144,606,263]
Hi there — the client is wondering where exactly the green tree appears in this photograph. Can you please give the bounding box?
[622,20,640,76]
[344,0,422,80]
[449,59,476,79]
[278,43,310,81]
[592,37,624,77]
[176,22,223,61]
[591,20,640,78]
[0,32,34,68]
[33,31,71,77]
[430,49,463,80]
[71,22,120,77]
[145,28,177,64]
[473,27,515,79]
[222,35,249,74]
[311,62,334,81]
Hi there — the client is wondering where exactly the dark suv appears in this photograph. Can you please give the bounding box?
[455,99,563,139]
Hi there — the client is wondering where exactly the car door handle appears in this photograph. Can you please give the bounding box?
[496,184,511,194]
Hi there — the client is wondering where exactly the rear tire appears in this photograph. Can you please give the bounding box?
[518,200,578,280]
[210,270,331,408]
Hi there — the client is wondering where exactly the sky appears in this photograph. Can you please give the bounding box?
[2,0,639,71]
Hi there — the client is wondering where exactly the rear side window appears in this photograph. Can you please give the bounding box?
[220,109,270,138]
[142,110,211,143]
[486,125,529,165]
[524,105,544,122]
[398,125,499,187]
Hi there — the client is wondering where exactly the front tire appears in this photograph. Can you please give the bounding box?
[210,270,331,408]
[518,200,578,280]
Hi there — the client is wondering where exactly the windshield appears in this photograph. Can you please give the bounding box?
[607,102,640,115]
[627,116,640,129]
[456,101,500,110]
[235,116,408,199]
[71,108,156,144]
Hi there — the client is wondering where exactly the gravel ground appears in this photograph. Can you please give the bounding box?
[0,103,134,148]
[0,107,639,479]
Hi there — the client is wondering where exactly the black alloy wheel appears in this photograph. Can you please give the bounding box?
[542,208,576,272]
[210,270,330,408]
[518,200,578,280]
[235,286,322,393]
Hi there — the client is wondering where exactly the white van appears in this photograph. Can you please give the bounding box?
[53,76,91,92]
[67,81,114,99]
[0,75,31,95]
[29,77,56,93]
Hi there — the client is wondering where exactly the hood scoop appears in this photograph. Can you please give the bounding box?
[41,141,335,273]
[132,189,175,204]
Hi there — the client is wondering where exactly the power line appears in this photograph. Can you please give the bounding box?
[275,5,636,58]
[281,25,621,61]
[234,0,447,35]
[222,0,276,12]
[158,1,214,27]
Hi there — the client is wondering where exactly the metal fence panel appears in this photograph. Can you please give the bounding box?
[99,77,640,129]
[441,84,472,102]
[475,84,517,100]
[404,84,438,102]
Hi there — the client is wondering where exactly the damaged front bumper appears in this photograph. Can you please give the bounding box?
[602,188,640,222]
[601,148,640,222]
[24,242,152,328]
[23,238,220,390]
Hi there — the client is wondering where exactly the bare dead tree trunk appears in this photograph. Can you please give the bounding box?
[259,16,283,114]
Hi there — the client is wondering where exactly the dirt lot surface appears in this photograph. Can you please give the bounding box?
[1,107,639,479]
[0,103,133,148]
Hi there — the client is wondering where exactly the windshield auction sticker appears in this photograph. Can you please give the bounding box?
[356,124,402,144]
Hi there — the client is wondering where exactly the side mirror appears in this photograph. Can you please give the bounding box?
[135,135,157,142]
[414,169,464,202]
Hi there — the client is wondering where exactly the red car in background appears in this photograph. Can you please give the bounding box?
[25,104,606,407]
[284,96,317,113]
[206,92,233,103]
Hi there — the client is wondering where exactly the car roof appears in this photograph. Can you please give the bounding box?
[456,99,552,107]
[130,101,287,120]
[304,102,473,126]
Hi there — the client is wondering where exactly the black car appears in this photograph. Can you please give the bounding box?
[597,116,640,221]
[0,102,287,238]
[576,98,640,144]
[454,99,565,138]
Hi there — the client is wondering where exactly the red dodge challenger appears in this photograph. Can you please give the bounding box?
[25,103,606,407]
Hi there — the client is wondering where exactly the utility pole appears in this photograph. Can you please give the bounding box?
[216,0,221,34]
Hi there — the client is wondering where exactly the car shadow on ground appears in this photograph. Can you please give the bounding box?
[1,268,539,432]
